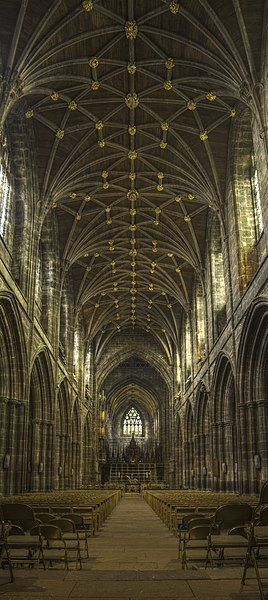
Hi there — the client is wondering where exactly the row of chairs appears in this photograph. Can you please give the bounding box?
[143,489,258,533]
[0,490,121,580]
[144,484,268,599]
[0,492,121,535]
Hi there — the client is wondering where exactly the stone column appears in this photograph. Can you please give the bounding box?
[256,401,268,486]
[6,401,16,495]
[238,403,248,493]
[31,419,41,492]
[47,423,53,491]
[15,403,25,494]
[0,398,8,495]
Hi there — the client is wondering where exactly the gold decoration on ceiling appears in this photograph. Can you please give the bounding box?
[127,190,138,201]
[127,63,137,74]
[82,0,93,11]
[169,2,180,14]
[50,91,59,101]
[165,57,175,70]
[206,91,217,101]
[125,21,138,39]
[128,125,137,136]
[128,150,137,160]
[163,80,173,90]
[56,129,65,139]
[98,140,105,148]
[96,120,104,130]
[68,100,78,111]
[89,57,99,68]
[160,141,167,149]
[199,130,208,141]
[161,122,169,131]
[125,92,139,109]
[91,80,100,90]
[184,215,191,222]
[25,109,34,119]
[187,100,197,111]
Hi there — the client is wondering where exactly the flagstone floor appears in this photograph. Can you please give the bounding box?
[0,493,266,599]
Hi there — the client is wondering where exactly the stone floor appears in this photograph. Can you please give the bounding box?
[0,493,267,599]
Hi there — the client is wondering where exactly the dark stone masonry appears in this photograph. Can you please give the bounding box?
[0,1,268,597]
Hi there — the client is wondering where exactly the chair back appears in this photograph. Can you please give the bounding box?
[1,503,35,531]
[257,505,268,525]
[188,517,211,531]
[66,513,85,527]
[53,519,76,533]
[214,503,253,530]
[182,513,202,525]
[36,513,56,523]
[188,525,211,540]
[39,524,63,541]
[258,481,268,507]
[30,525,41,536]
[9,525,25,535]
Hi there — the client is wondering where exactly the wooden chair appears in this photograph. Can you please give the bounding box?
[53,518,82,569]
[206,503,253,567]
[65,513,89,557]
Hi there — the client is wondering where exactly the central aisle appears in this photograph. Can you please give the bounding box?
[88,492,179,571]
[0,494,261,599]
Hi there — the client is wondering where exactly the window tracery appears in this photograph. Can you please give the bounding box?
[250,152,263,238]
[123,407,143,436]
[0,138,13,244]
[211,215,227,337]
[185,317,192,384]
[233,111,264,291]
[195,282,206,362]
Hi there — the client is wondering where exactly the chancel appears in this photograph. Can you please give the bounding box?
[0,0,268,598]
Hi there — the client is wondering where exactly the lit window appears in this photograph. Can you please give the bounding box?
[73,329,79,373]
[211,215,227,336]
[250,153,263,237]
[185,318,191,380]
[0,140,12,240]
[196,283,205,360]
[123,407,143,436]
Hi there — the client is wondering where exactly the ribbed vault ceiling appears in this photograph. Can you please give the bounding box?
[1,0,265,347]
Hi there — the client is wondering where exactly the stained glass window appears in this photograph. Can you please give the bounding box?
[0,139,12,241]
[123,407,143,436]
[250,153,263,237]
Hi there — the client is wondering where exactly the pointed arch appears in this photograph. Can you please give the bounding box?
[71,399,81,488]
[0,294,27,495]
[175,413,183,488]
[27,348,54,492]
[83,410,93,487]
[237,297,268,493]
[195,383,211,489]
[184,402,194,488]
[211,353,237,491]
[56,378,71,489]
